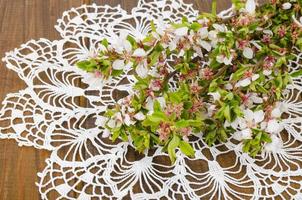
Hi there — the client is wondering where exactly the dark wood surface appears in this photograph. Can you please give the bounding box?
[0,0,242,199]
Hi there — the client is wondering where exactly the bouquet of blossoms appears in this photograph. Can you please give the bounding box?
[77,0,302,163]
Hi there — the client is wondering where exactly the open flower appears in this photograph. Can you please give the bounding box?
[216,54,233,65]
[235,71,259,87]
[111,30,132,54]
[133,48,148,78]
[241,92,263,107]
[263,134,282,153]
[82,70,106,89]
[228,109,264,140]
[196,27,211,52]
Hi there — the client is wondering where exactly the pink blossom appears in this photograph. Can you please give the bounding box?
[189,99,203,113]
[262,35,271,43]
[180,127,192,136]
[94,70,102,78]
[165,103,183,118]
[277,26,287,37]
[158,122,171,141]
[237,40,249,49]
[201,67,214,80]
[243,70,253,78]
[263,56,276,69]
[190,82,202,94]
[149,79,162,91]
[146,89,155,98]
[159,67,169,77]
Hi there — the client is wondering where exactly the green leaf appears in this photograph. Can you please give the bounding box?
[148,112,167,123]
[261,132,272,143]
[101,38,109,48]
[179,141,195,157]
[150,20,157,32]
[153,100,162,112]
[112,129,120,142]
[190,22,202,31]
[290,69,302,78]
[167,134,180,163]
[127,35,137,48]
[111,70,124,77]
[223,105,231,122]
[224,93,234,101]
[76,60,97,72]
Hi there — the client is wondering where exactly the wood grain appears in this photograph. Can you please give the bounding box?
[0,0,267,199]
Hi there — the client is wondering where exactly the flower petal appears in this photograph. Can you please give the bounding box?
[282,2,292,10]
[264,135,282,152]
[134,112,146,121]
[107,119,116,128]
[239,78,251,87]
[243,47,254,59]
[271,107,282,118]
[266,119,280,134]
[112,59,125,70]
[174,27,188,36]
[124,114,134,126]
[252,74,259,81]
[198,27,208,39]
[102,129,111,138]
[244,109,254,122]
[156,97,166,109]
[200,40,211,52]
[245,0,256,14]
[133,48,147,57]
[208,92,221,101]
[135,62,148,78]
[123,40,132,52]
[254,110,264,124]
[241,128,252,139]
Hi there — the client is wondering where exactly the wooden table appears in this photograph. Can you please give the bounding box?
[0,0,270,199]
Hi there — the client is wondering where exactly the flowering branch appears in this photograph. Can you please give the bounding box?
[77,0,302,163]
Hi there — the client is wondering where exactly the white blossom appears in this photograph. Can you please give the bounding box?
[134,112,146,121]
[174,27,188,36]
[102,129,111,138]
[264,135,282,152]
[235,74,259,87]
[243,47,254,59]
[111,31,132,54]
[216,54,233,65]
[133,48,147,57]
[135,60,148,78]
[282,2,292,10]
[266,119,282,134]
[208,92,221,102]
[245,0,256,14]
[227,109,265,141]
[82,72,106,89]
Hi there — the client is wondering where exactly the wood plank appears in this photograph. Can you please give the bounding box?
[0,1,83,199]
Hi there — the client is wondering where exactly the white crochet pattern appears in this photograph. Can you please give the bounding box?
[1,1,302,199]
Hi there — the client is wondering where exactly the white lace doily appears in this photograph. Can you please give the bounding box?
[1,1,302,199]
